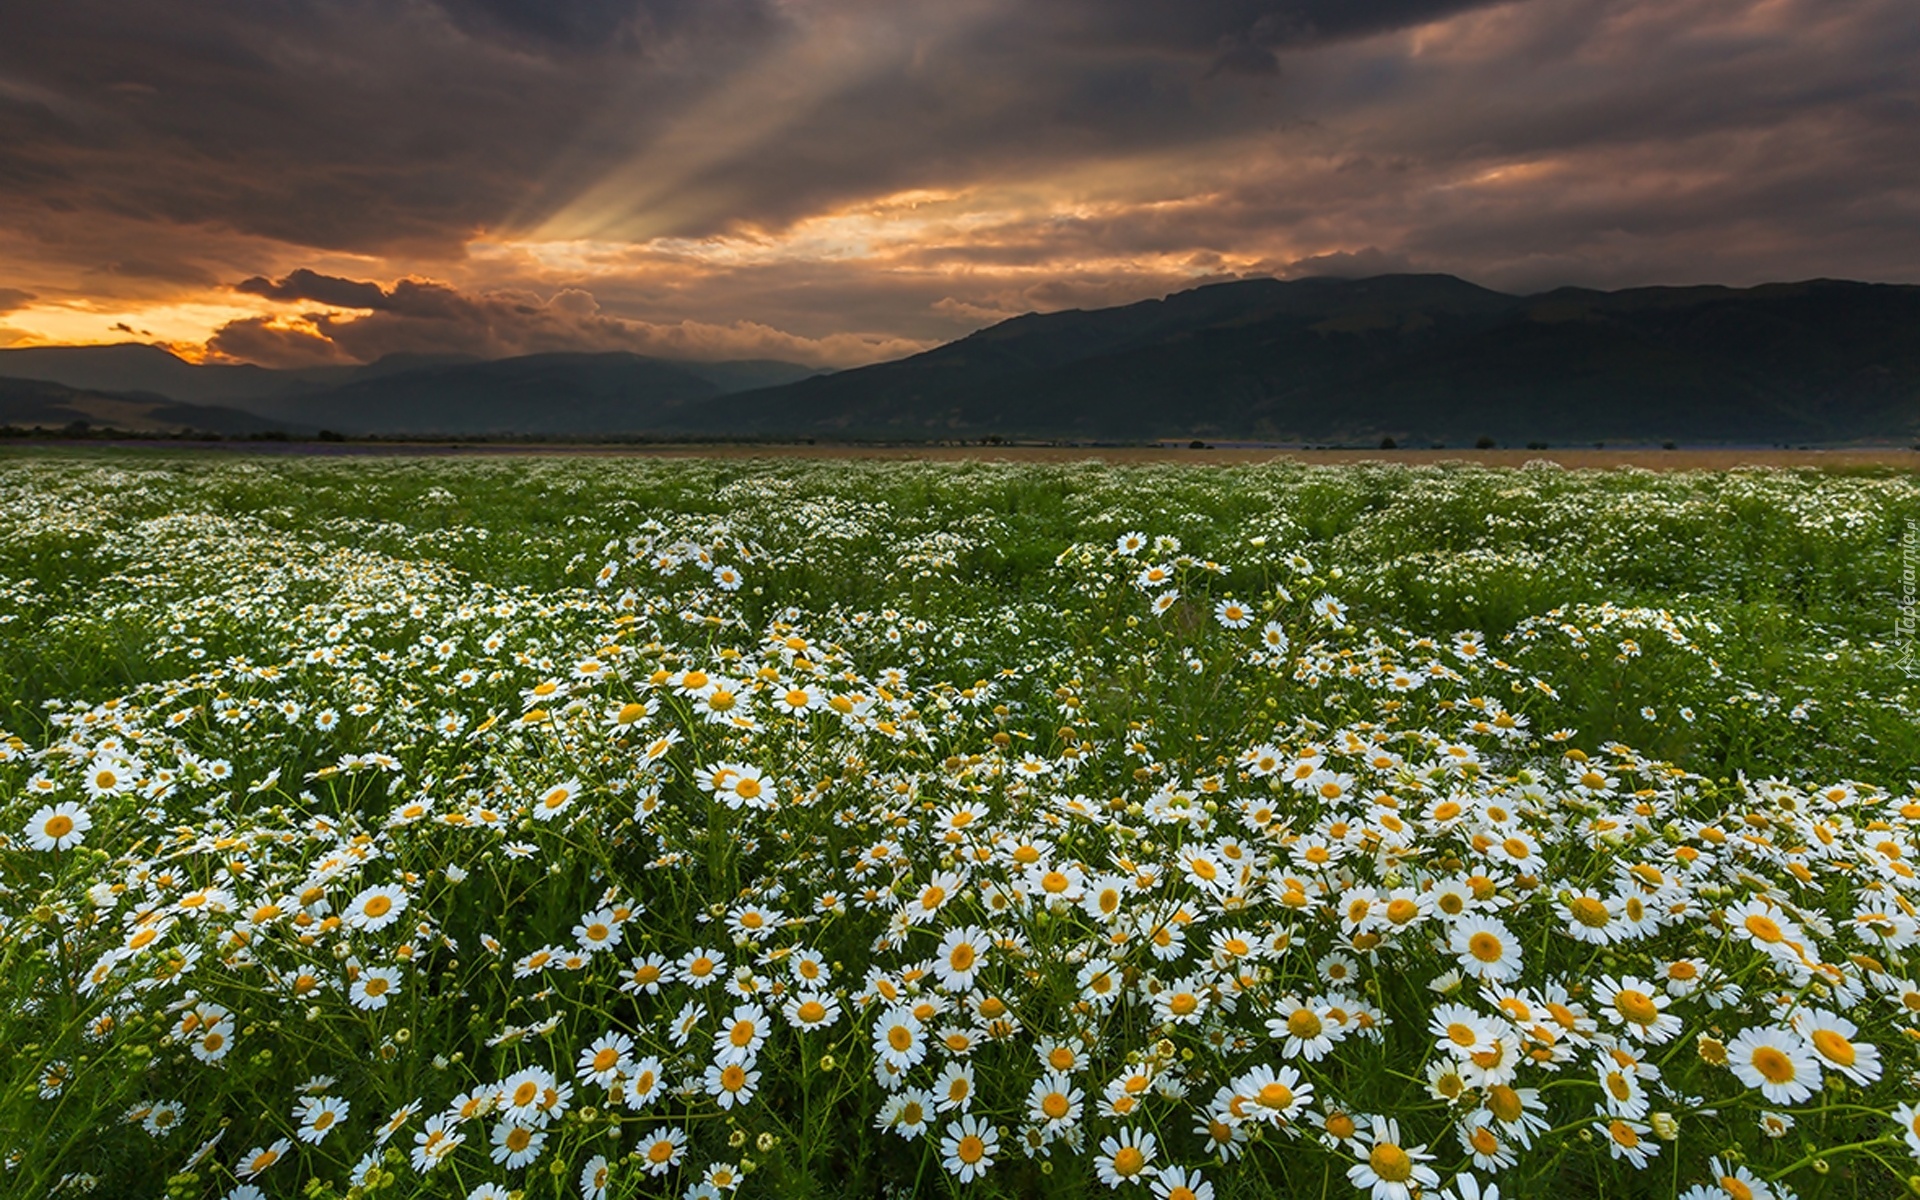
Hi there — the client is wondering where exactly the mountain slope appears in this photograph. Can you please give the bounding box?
[0,343,825,418]
[673,275,1920,443]
[0,377,292,434]
[6,278,1915,442]
[243,352,725,435]
[0,344,340,404]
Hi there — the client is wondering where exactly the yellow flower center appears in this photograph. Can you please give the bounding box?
[1614,989,1659,1025]
[1369,1143,1413,1182]
[1751,1046,1796,1084]
[1486,1085,1523,1123]
[1811,1029,1856,1067]
[956,1134,986,1164]
[1570,897,1611,928]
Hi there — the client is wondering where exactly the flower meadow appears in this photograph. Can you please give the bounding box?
[5,452,1920,1200]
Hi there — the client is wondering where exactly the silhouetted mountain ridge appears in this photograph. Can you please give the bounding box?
[674,275,1920,443]
[0,346,828,436]
[4,276,1915,441]
[0,376,291,435]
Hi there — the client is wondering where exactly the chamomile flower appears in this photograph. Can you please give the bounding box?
[933,926,990,992]
[1027,1072,1084,1137]
[294,1095,350,1145]
[939,1114,999,1183]
[1591,975,1683,1044]
[24,802,91,851]
[873,1005,927,1071]
[1095,1129,1158,1187]
[932,1061,976,1113]
[1348,1117,1438,1200]
[577,1032,634,1087]
[531,778,581,820]
[1597,1116,1658,1168]
[1449,915,1523,983]
[1791,1008,1881,1084]
[1152,1167,1215,1200]
[636,1126,687,1175]
[348,966,401,1010]
[713,1002,770,1064]
[235,1138,292,1180]
[621,1057,665,1111]
[1232,1064,1311,1126]
[1727,1026,1821,1103]
[343,884,408,932]
[704,1060,760,1109]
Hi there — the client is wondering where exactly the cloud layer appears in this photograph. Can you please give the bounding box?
[1,0,1914,364]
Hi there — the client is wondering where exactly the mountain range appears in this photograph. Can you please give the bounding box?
[3,274,1917,443]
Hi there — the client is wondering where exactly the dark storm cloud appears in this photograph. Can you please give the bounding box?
[1,0,1916,362]
[235,269,389,310]
[428,0,767,53]
[0,0,1515,265]
[1046,0,1518,73]
[0,0,789,274]
[206,272,930,367]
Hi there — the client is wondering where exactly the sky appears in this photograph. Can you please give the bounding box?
[0,0,1915,368]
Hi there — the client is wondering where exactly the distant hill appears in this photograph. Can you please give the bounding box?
[663,275,1920,444]
[0,344,828,433]
[0,376,291,435]
[0,343,348,404]
[6,278,1916,442]
[239,352,732,436]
